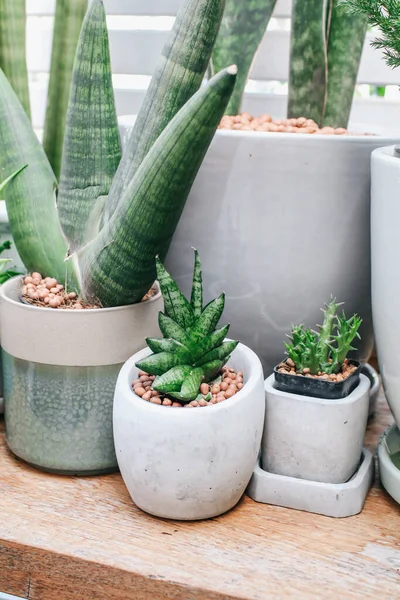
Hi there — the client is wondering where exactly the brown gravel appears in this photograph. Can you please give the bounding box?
[219,113,374,136]
[132,366,244,408]
[277,358,357,382]
[21,273,157,310]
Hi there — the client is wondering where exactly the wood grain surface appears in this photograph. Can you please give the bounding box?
[0,384,399,600]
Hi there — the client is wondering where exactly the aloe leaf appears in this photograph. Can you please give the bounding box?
[197,340,238,366]
[156,257,194,330]
[0,0,30,117]
[135,351,184,376]
[0,69,74,283]
[77,67,237,307]
[179,367,205,400]
[190,249,203,318]
[323,1,367,128]
[191,324,230,361]
[201,359,225,381]
[158,313,191,347]
[57,0,122,253]
[146,337,191,357]
[43,0,87,179]
[153,365,192,393]
[103,0,226,222]
[288,0,329,124]
[189,294,225,345]
[212,0,277,115]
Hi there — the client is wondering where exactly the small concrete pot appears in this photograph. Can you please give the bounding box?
[113,343,265,520]
[0,276,162,475]
[262,373,370,483]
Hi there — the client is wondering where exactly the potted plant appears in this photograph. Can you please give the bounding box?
[247,299,374,518]
[155,0,400,379]
[345,0,400,503]
[0,0,234,474]
[113,251,265,520]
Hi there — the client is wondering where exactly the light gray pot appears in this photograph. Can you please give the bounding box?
[262,373,370,484]
[0,276,162,475]
[371,146,400,427]
[159,129,400,374]
[113,343,265,520]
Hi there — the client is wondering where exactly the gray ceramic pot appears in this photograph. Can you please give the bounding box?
[0,277,162,475]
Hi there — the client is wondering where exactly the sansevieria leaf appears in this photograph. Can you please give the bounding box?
[0,69,73,284]
[57,0,122,252]
[0,0,30,117]
[77,67,237,307]
[104,0,226,222]
[156,257,194,330]
[43,0,87,180]
[191,249,203,318]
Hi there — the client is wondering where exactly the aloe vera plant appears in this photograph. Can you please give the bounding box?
[0,0,233,307]
[284,299,362,375]
[136,252,238,402]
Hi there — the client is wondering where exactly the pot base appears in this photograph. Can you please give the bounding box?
[378,424,400,504]
[247,449,374,517]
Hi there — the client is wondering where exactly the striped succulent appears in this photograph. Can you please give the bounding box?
[136,252,238,402]
[0,0,234,307]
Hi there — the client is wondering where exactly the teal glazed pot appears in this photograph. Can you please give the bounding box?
[0,276,162,475]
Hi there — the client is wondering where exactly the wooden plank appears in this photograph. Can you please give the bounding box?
[0,388,398,599]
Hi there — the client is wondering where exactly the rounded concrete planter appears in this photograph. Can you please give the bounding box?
[158,128,400,374]
[378,424,400,505]
[113,343,265,520]
[371,146,400,427]
[0,276,162,475]
[262,373,370,483]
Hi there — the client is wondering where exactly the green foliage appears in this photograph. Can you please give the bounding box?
[340,0,400,69]
[136,252,238,402]
[0,0,235,306]
[284,298,362,375]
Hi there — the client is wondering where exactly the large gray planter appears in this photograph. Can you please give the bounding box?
[0,277,162,474]
[158,129,399,373]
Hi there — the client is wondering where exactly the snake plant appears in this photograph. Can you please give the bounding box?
[284,299,362,375]
[0,0,233,307]
[136,252,238,402]
[212,0,366,127]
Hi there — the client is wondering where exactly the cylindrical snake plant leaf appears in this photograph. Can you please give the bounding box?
[103,0,226,223]
[323,1,367,128]
[43,0,87,180]
[0,0,30,117]
[288,0,329,124]
[212,0,278,115]
[57,0,121,253]
[0,69,74,284]
[76,66,237,307]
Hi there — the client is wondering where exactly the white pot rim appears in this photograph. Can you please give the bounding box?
[0,275,161,314]
[119,342,263,416]
[372,144,399,161]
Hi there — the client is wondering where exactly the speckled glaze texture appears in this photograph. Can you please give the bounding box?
[3,351,121,474]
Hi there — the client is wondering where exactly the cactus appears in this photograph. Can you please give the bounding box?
[211,0,278,115]
[284,299,362,375]
[288,0,367,128]
[136,252,238,402]
[0,0,235,306]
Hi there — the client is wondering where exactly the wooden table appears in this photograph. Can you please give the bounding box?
[0,388,399,600]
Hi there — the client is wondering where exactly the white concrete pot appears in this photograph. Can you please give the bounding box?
[113,343,265,520]
[0,276,162,474]
[262,373,370,483]
[371,146,400,427]
[158,128,400,374]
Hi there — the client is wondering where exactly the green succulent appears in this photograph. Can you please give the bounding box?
[136,251,238,402]
[284,298,362,375]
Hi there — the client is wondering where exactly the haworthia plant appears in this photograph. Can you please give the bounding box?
[136,252,238,402]
[0,0,236,306]
[212,0,278,115]
[288,0,367,128]
[43,0,87,180]
[0,0,30,117]
[103,0,226,223]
